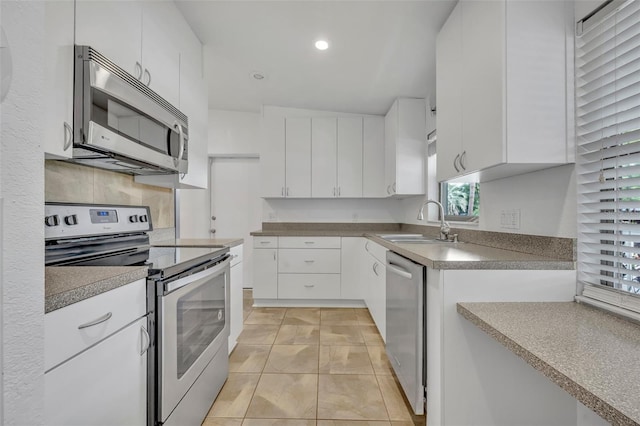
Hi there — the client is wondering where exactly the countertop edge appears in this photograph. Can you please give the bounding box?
[457,302,638,426]
[45,266,149,314]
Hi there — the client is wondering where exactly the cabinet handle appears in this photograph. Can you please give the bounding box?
[304,260,315,263]
[135,61,143,80]
[387,185,391,195]
[373,262,379,276]
[273,252,276,261]
[392,183,396,193]
[460,151,467,170]
[304,284,315,288]
[304,241,315,244]
[260,241,270,244]
[78,312,112,329]
[453,154,460,172]
[282,187,285,197]
[365,241,371,253]
[143,69,151,86]
[333,187,336,196]
[286,187,290,196]
[140,325,150,356]
[338,187,341,196]
[63,122,72,151]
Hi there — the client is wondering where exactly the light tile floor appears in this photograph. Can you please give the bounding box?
[202,290,425,426]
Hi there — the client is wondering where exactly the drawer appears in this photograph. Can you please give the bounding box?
[45,279,147,371]
[278,237,341,249]
[230,244,243,267]
[254,236,278,249]
[278,274,341,299]
[279,249,341,273]
[364,239,388,264]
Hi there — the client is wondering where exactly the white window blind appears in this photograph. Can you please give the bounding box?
[576,0,640,313]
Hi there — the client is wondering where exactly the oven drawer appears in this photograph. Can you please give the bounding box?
[253,236,278,249]
[45,279,147,371]
[278,274,341,299]
[278,236,341,249]
[279,249,341,273]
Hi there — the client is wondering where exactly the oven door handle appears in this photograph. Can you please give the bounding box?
[164,256,231,295]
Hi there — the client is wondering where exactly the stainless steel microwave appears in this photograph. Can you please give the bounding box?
[71,45,188,175]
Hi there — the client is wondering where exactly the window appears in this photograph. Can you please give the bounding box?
[441,182,480,223]
[576,0,640,315]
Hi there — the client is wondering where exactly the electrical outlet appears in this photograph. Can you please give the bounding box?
[268,212,277,221]
[500,209,521,229]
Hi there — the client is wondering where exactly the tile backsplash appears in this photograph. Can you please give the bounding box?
[45,160,175,229]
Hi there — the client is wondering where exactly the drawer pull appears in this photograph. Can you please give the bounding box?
[304,260,315,263]
[140,325,151,356]
[304,284,315,288]
[304,241,315,244]
[260,241,270,244]
[373,262,379,276]
[78,312,112,329]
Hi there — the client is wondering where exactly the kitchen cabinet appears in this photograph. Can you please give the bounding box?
[253,237,278,299]
[384,98,426,196]
[362,239,387,341]
[363,116,386,198]
[336,117,363,197]
[340,237,364,300]
[229,244,244,353]
[43,0,74,159]
[436,0,569,182]
[285,118,312,198]
[426,268,576,426]
[75,0,180,106]
[311,117,337,197]
[260,106,382,199]
[44,279,148,426]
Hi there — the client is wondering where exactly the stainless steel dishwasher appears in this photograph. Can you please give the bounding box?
[385,251,426,415]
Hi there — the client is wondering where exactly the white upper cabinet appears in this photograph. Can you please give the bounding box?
[285,118,312,198]
[337,117,363,198]
[261,113,286,197]
[384,98,426,196]
[76,0,179,107]
[260,106,381,199]
[311,118,338,198]
[436,0,570,182]
[43,0,74,159]
[363,116,386,198]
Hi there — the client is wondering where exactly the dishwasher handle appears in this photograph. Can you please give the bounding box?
[387,262,413,279]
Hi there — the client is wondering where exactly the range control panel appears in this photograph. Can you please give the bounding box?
[45,203,152,240]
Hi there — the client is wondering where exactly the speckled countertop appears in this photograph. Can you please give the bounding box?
[458,302,640,426]
[45,266,149,313]
[251,227,574,270]
[152,238,244,248]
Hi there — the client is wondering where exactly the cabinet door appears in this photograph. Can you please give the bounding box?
[384,101,398,195]
[337,117,363,198]
[311,117,337,198]
[141,1,180,107]
[363,116,386,198]
[44,0,74,159]
[229,261,244,353]
[341,237,363,300]
[253,249,278,299]
[436,3,464,182]
[261,115,286,197]
[461,0,506,172]
[395,99,425,195]
[285,118,312,198]
[75,0,142,78]
[45,317,148,426]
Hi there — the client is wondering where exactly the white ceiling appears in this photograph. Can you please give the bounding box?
[176,1,456,115]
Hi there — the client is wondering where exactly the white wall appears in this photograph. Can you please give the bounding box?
[1,2,45,424]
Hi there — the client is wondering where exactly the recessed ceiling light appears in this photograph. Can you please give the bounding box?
[315,40,329,51]
[250,71,266,80]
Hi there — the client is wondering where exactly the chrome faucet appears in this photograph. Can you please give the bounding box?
[417,199,451,241]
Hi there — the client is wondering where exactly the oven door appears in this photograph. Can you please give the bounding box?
[159,258,230,422]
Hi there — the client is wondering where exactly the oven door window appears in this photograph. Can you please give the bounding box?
[176,273,226,379]
[90,88,180,158]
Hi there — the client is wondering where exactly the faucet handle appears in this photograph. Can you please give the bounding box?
[450,234,459,243]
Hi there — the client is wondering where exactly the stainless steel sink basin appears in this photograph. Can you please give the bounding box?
[377,234,443,244]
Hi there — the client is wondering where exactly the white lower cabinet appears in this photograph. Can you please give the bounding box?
[229,244,244,353]
[362,239,387,341]
[253,247,278,299]
[45,316,148,426]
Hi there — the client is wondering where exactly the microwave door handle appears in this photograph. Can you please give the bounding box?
[174,121,185,161]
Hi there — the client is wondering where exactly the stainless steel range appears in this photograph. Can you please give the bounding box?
[45,202,230,426]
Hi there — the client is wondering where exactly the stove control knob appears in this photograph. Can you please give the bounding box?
[44,215,60,227]
[139,215,148,223]
[64,214,78,226]
[129,215,139,223]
